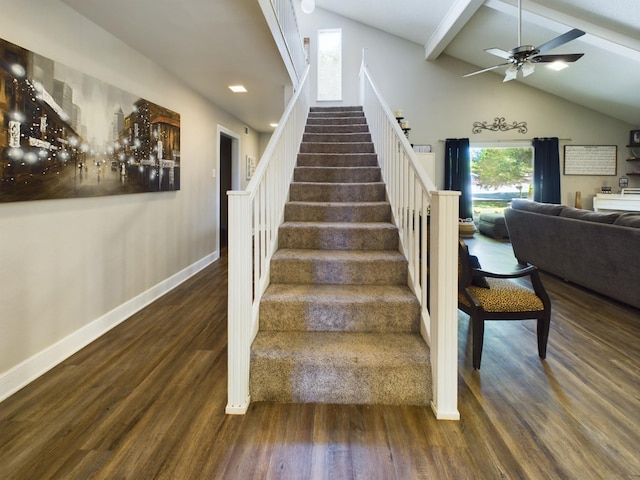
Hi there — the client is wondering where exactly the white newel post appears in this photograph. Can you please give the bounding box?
[429,190,461,420]
[226,191,252,414]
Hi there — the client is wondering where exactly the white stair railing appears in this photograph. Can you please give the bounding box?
[226,66,310,414]
[259,0,308,83]
[359,55,460,420]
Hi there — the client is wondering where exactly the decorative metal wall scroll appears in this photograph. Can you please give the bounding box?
[472,117,528,134]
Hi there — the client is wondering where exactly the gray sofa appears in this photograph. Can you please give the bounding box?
[504,199,640,309]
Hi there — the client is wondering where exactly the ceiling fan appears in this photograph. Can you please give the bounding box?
[463,0,585,82]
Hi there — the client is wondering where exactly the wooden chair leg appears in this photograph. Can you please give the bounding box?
[472,316,484,369]
[537,313,551,359]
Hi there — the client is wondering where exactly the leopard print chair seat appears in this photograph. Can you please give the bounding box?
[458,240,551,369]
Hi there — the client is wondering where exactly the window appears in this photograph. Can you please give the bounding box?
[470,146,533,215]
[317,29,342,101]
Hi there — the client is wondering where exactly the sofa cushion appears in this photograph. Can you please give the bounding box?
[559,207,620,224]
[478,213,509,239]
[614,212,640,228]
[510,199,564,216]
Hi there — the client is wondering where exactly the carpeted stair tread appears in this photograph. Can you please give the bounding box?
[310,106,363,112]
[300,142,375,154]
[250,331,431,405]
[278,221,398,250]
[305,124,369,134]
[302,132,372,143]
[270,249,408,285]
[293,166,381,183]
[306,116,369,126]
[308,112,365,119]
[296,153,379,167]
[284,201,392,223]
[289,182,385,202]
[260,284,420,332]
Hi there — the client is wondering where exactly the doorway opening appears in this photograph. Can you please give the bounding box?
[470,146,533,217]
[217,127,241,251]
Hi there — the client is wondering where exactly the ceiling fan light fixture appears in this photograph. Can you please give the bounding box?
[301,0,315,14]
[504,64,518,82]
[521,61,535,77]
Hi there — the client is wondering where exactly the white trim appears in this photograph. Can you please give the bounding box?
[217,125,242,190]
[225,396,251,415]
[0,252,219,403]
[431,403,462,421]
[424,0,484,61]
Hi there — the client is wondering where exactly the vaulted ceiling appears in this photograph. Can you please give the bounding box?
[60,0,640,130]
[316,0,640,126]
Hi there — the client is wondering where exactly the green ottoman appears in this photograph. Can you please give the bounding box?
[478,213,509,239]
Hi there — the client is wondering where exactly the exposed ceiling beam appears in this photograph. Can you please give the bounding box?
[424,0,484,60]
[484,0,640,61]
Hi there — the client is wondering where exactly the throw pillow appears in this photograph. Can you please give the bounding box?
[614,212,640,228]
[469,255,490,289]
[510,199,565,216]
[559,207,620,224]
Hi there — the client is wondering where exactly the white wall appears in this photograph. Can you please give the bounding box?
[0,0,261,399]
[296,7,636,208]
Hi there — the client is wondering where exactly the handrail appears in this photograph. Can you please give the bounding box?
[359,54,460,420]
[226,65,310,415]
[259,0,308,82]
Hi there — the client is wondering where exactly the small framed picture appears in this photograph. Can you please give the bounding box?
[630,130,640,146]
[246,155,256,180]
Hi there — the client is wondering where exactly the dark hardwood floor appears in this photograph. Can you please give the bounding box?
[1,236,639,479]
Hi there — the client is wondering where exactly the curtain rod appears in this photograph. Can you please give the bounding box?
[438,138,572,142]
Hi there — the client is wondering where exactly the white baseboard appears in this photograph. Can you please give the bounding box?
[0,251,219,403]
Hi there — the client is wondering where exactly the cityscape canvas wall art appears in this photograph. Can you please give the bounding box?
[0,37,180,203]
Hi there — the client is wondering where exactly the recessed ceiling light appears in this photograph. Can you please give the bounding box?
[229,85,247,93]
[547,62,568,71]
[270,123,278,128]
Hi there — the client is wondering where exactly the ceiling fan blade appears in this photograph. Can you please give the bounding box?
[535,29,585,54]
[463,62,512,77]
[532,53,584,63]
[484,48,511,59]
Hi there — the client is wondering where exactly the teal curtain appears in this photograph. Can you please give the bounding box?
[444,138,472,219]
[533,137,561,204]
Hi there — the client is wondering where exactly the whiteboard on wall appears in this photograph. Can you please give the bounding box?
[564,145,617,175]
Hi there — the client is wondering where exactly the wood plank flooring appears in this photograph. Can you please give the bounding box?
[1,236,639,479]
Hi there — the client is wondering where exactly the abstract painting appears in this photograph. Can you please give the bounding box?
[1,37,180,203]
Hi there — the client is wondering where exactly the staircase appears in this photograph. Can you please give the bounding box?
[249,106,431,405]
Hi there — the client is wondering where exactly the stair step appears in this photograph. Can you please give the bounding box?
[284,201,392,223]
[300,142,374,154]
[279,222,398,250]
[305,124,369,134]
[306,117,367,126]
[310,106,363,113]
[260,284,420,332]
[302,132,372,143]
[250,331,431,405]
[296,153,378,167]
[289,182,385,202]
[308,111,365,119]
[293,166,381,183]
[270,249,408,285]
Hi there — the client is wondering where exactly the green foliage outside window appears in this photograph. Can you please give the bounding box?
[471,148,533,190]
